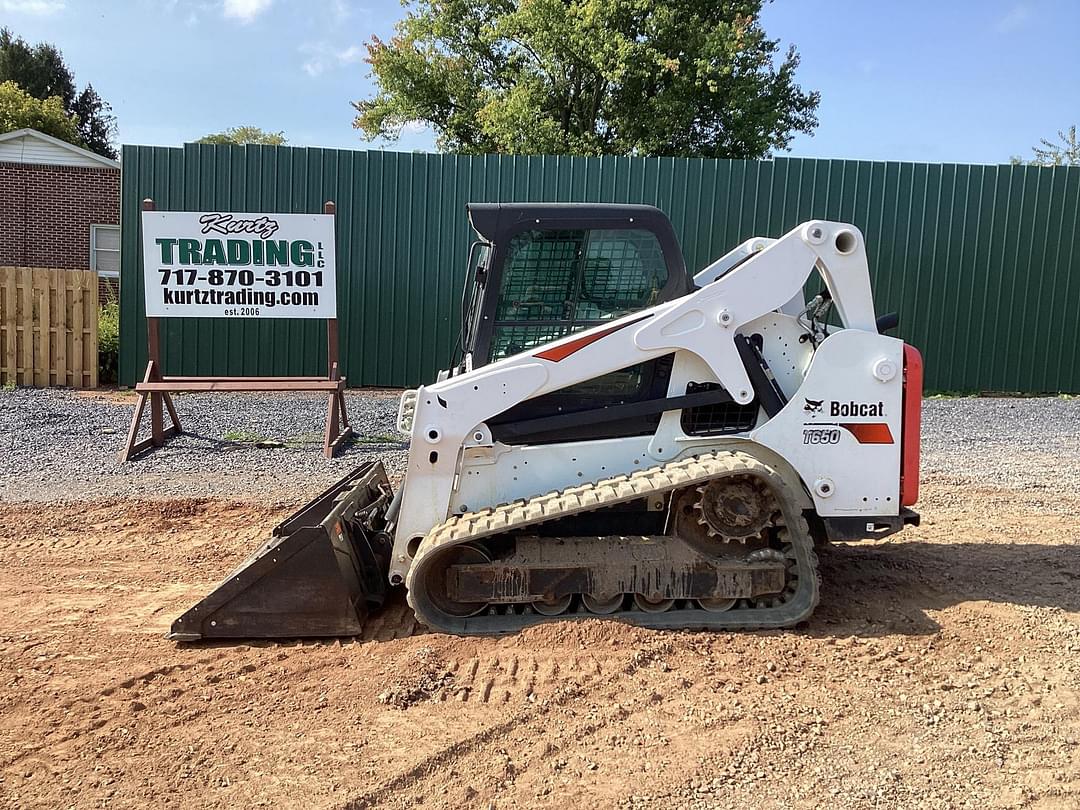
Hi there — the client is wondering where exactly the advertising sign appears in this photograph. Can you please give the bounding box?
[141,211,337,318]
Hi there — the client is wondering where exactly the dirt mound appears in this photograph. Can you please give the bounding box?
[155,499,215,519]
[514,616,663,650]
[377,647,456,708]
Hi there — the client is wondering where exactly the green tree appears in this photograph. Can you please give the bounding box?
[352,0,819,158]
[0,80,80,143]
[1021,125,1080,167]
[71,85,115,158]
[0,28,74,106]
[0,28,117,158]
[197,126,288,145]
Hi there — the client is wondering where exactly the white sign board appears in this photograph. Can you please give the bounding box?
[141,211,337,319]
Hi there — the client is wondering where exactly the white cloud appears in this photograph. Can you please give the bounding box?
[337,45,363,64]
[996,3,1031,32]
[0,0,66,14]
[222,0,272,23]
[300,42,364,77]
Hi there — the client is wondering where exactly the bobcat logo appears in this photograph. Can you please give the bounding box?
[804,398,824,413]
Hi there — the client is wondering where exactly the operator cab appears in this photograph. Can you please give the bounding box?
[455,203,760,444]
[459,203,691,367]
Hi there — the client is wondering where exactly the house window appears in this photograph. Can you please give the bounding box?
[90,224,120,277]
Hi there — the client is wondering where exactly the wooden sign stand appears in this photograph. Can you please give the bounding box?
[120,200,352,462]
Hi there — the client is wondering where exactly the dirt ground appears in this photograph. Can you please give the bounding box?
[1,481,1077,810]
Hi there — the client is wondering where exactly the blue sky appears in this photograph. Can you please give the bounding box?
[2,0,1078,163]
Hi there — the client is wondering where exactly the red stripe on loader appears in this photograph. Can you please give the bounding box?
[534,314,651,362]
[840,422,894,444]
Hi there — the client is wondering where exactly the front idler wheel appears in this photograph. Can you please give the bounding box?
[425,544,492,618]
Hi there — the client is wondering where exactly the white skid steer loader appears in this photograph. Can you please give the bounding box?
[169,204,922,639]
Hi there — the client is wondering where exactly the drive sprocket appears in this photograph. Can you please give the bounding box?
[691,475,778,542]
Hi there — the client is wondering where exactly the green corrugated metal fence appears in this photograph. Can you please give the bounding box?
[120,144,1080,392]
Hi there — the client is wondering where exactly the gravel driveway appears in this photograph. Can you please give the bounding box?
[0,388,1077,503]
[0,388,408,502]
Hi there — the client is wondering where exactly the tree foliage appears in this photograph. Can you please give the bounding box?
[72,85,115,158]
[0,80,80,143]
[0,29,74,106]
[353,0,819,158]
[1022,125,1080,167]
[197,126,289,146]
[0,28,117,158]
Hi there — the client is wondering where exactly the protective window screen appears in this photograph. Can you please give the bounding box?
[495,230,584,322]
[561,364,647,396]
[681,396,760,435]
[489,227,667,363]
[489,324,569,361]
[577,229,667,320]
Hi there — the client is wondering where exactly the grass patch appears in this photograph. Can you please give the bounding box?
[223,429,268,444]
[354,433,405,445]
[283,431,323,448]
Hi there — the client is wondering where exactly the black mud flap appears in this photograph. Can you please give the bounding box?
[169,462,395,641]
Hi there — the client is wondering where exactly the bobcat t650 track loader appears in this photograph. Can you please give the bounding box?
[169,204,922,639]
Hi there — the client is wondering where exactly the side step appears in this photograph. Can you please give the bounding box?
[168,462,395,641]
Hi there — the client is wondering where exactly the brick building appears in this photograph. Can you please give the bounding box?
[0,128,120,300]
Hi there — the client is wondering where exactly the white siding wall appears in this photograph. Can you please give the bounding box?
[0,133,105,168]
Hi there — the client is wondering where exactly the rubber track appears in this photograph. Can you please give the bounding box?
[406,450,820,636]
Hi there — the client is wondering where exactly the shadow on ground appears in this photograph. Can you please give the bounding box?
[809,538,1079,637]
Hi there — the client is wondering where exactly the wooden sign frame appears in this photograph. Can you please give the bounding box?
[120,199,352,462]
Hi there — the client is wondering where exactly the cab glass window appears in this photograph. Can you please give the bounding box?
[577,229,667,320]
[489,227,667,361]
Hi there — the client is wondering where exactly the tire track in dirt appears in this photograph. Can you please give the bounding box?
[4,636,411,775]
[344,638,670,809]
[439,651,605,704]
[359,592,425,643]
[2,649,255,770]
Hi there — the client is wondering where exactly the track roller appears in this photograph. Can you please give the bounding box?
[532,594,574,616]
[582,594,624,614]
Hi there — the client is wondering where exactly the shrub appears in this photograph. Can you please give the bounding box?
[98,297,120,385]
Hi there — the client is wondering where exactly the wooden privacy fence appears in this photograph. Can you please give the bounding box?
[0,267,99,388]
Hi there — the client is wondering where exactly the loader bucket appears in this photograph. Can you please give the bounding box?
[169,461,395,641]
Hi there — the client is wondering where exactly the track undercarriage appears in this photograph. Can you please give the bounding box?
[406,450,820,635]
